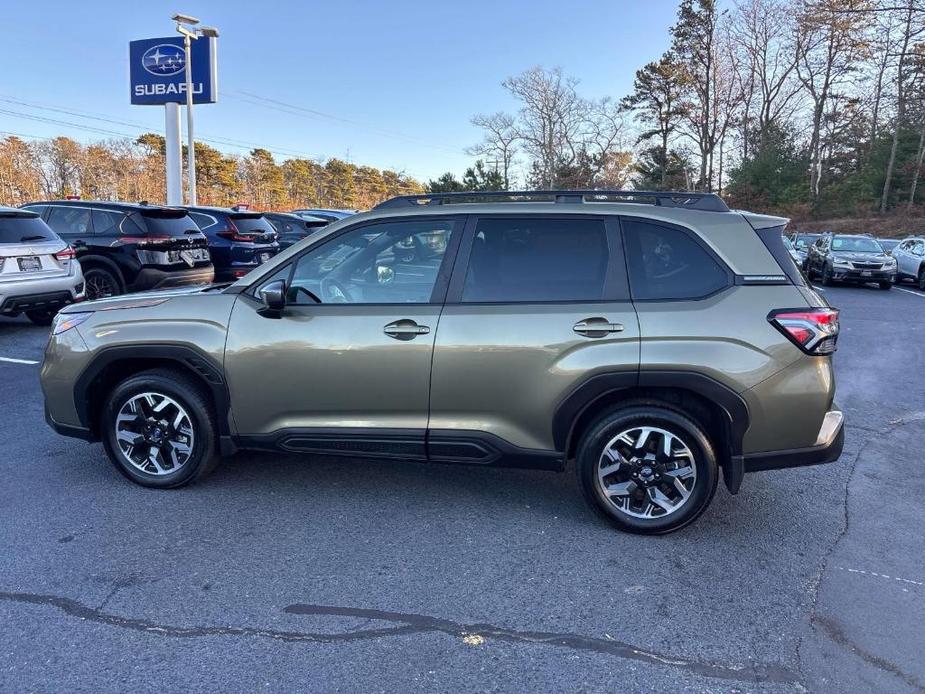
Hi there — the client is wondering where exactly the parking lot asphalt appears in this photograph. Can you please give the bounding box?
[1,284,923,694]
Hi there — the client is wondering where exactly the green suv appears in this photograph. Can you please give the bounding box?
[41,191,844,534]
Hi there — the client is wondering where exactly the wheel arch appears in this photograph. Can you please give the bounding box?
[74,345,232,449]
[77,254,127,291]
[554,371,749,494]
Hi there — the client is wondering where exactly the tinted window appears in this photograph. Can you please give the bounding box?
[91,209,124,236]
[0,214,58,244]
[21,204,47,218]
[46,206,91,237]
[140,212,199,237]
[623,219,729,300]
[288,220,454,304]
[189,212,218,230]
[231,215,276,233]
[461,218,608,302]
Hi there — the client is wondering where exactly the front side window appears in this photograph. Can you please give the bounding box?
[622,219,729,301]
[46,206,91,237]
[287,219,455,304]
[461,218,609,303]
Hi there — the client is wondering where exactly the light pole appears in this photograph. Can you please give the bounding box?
[172,14,219,206]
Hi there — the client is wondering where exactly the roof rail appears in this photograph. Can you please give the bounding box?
[373,189,730,213]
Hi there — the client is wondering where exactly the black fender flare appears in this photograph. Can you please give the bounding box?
[553,370,750,494]
[73,344,232,443]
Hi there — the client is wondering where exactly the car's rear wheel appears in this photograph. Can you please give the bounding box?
[26,310,55,326]
[918,268,925,291]
[576,404,719,534]
[878,281,892,290]
[101,369,219,488]
[84,267,121,301]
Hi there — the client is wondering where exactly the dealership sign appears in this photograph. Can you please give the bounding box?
[129,36,217,105]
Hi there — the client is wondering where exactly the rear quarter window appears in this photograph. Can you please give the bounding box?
[622,219,730,300]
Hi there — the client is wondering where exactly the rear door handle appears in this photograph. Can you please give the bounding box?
[384,319,430,341]
[573,317,624,338]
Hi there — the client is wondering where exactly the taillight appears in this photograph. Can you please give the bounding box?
[54,246,76,261]
[768,307,839,355]
[216,230,255,243]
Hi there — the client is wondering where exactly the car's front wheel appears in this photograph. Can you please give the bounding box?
[576,404,719,534]
[878,281,892,290]
[101,369,220,488]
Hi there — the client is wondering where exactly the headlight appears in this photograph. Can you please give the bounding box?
[884,257,897,268]
[52,312,92,335]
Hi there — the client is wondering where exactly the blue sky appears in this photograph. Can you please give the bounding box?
[3,1,679,181]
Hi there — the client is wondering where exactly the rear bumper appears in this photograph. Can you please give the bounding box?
[743,407,844,472]
[0,265,85,315]
[130,265,214,291]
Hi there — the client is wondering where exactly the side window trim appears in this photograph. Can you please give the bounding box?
[243,214,466,306]
[619,214,734,303]
[444,213,628,305]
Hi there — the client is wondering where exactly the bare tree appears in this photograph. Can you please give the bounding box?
[795,0,871,197]
[467,112,518,189]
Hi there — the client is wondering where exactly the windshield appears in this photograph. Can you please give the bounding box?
[794,236,819,249]
[831,237,883,253]
[0,214,58,244]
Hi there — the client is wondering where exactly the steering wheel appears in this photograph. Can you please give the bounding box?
[320,277,352,303]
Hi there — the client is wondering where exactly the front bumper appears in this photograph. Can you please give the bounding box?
[831,266,895,282]
[743,407,844,472]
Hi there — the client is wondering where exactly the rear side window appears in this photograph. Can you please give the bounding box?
[91,209,125,236]
[189,212,218,230]
[461,218,609,302]
[0,214,58,243]
[622,219,729,300]
[46,206,91,237]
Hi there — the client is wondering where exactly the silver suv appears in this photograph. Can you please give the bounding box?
[1,207,85,325]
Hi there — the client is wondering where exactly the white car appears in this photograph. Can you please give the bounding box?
[0,206,84,325]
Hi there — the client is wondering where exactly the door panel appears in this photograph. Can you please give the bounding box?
[224,300,441,437]
[428,215,639,453]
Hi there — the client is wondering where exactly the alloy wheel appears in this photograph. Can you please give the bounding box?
[114,392,195,476]
[85,271,118,300]
[596,426,697,519]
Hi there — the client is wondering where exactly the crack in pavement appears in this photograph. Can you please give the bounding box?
[0,590,799,685]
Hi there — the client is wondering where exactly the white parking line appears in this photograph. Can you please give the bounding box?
[894,286,925,298]
[0,356,39,365]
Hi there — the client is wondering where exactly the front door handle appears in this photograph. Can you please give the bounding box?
[384,319,430,341]
[573,317,624,338]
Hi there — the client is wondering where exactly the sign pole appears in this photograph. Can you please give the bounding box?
[183,34,197,205]
[164,102,182,205]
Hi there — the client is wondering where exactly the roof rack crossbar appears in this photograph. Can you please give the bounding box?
[373,189,730,213]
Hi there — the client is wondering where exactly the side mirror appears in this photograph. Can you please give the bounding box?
[258,279,287,314]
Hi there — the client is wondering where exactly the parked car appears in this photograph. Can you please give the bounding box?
[892,237,925,289]
[0,206,84,325]
[42,189,843,535]
[184,206,280,282]
[19,200,213,300]
[262,212,328,250]
[789,232,822,268]
[292,208,356,223]
[804,233,896,289]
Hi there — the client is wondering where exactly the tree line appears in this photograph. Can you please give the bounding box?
[0,133,424,209]
[441,0,925,221]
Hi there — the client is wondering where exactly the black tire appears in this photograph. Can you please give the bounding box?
[84,266,122,301]
[100,368,220,488]
[919,268,925,291]
[878,281,892,290]
[576,403,719,535]
[821,264,834,286]
[26,310,55,326]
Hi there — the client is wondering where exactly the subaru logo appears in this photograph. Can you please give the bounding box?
[142,44,186,77]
